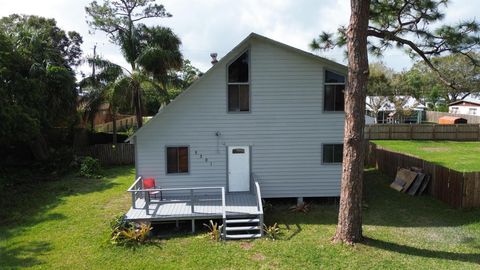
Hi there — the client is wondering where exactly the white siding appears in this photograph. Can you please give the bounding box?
[449,105,479,115]
[135,37,345,198]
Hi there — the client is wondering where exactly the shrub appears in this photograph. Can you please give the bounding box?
[263,223,281,240]
[110,214,152,246]
[79,156,102,178]
[110,213,129,232]
[203,220,223,241]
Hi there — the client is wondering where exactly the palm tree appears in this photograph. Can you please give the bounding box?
[80,57,126,144]
[118,25,183,127]
[86,0,183,128]
[80,55,174,142]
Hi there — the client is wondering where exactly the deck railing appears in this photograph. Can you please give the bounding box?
[127,176,226,219]
[252,173,264,236]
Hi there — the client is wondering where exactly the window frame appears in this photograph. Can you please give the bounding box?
[165,145,190,175]
[322,143,344,164]
[227,49,251,113]
[323,69,346,113]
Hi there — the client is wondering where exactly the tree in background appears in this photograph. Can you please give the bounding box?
[86,0,183,128]
[80,57,126,144]
[413,53,480,102]
[0,15,82,160]
[311,0,480,244]
[367,62,393,122]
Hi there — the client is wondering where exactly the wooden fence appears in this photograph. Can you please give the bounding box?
[365,124,480,140]
[95,116,137,133]
[75,143,134,165]
[426,111,480,124]
[366,142,480,208]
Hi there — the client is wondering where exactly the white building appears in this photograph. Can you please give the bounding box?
[449,99,480,115]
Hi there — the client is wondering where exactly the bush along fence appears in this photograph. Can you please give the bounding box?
[75,143,134,165]
[365,124,480,141]
[365,142,480,208]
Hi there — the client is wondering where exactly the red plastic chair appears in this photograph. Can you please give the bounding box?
[143,178,163,200]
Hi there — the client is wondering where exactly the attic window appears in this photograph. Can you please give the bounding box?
[228,51,250,112]
[324,70,345,112]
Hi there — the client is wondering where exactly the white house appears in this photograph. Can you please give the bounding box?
[365,95,426,123]
[125,33,347,238]
[449,99,480,115]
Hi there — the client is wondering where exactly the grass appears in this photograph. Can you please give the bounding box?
[372,140,480,172]
[1,166,480,269]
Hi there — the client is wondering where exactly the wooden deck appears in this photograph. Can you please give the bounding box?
[126,193,260,221]
[125,176,264,238]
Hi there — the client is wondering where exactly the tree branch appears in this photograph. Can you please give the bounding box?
[367,28,459,91]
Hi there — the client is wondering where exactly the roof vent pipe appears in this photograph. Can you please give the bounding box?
[210,53,218,65]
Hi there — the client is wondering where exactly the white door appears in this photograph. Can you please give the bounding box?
[228,146,250,192]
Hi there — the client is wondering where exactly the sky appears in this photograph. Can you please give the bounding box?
[1,0,478,76]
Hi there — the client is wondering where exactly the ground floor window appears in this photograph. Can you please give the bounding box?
[166,146,189,174]
[323,144,343,164]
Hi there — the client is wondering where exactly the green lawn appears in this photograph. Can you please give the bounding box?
[1,166,480,269]
[372,140,480,172]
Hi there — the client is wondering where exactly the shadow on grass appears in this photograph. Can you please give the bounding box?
[0,241,52,268]
[364,237,480,264]
[0,166,133,268]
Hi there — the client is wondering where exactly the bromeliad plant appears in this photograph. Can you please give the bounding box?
[110,214,152,246]
[203,220,223,241]
[263,223,281,241]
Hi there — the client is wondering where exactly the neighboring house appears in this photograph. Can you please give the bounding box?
[125,33,347,238]
[449,99,480,115]
[365,95,425,124]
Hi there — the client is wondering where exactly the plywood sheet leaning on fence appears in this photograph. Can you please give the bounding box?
[366,141,480,208]
[391,169,418,192]
[408,173,426,196]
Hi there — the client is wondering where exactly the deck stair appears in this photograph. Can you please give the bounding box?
[223,214,263,240]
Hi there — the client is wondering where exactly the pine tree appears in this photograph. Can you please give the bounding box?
[311,0,480,244]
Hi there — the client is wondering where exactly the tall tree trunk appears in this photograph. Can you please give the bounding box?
[333,0,370,244]
[133,80,143,128]
[112,111,117,144]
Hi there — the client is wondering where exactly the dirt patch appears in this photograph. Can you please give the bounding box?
[240,242,254,250]
[251,252,266,261]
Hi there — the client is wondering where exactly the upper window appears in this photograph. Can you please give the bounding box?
[228,51,250,112]
[166,146,189,174]
[324,70,345,112]
[469,108,477,115]
[323,144,343,164]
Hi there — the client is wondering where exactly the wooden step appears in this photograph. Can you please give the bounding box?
[225,218,260,224]
[224,233,262,239]
[225,226,260,231]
